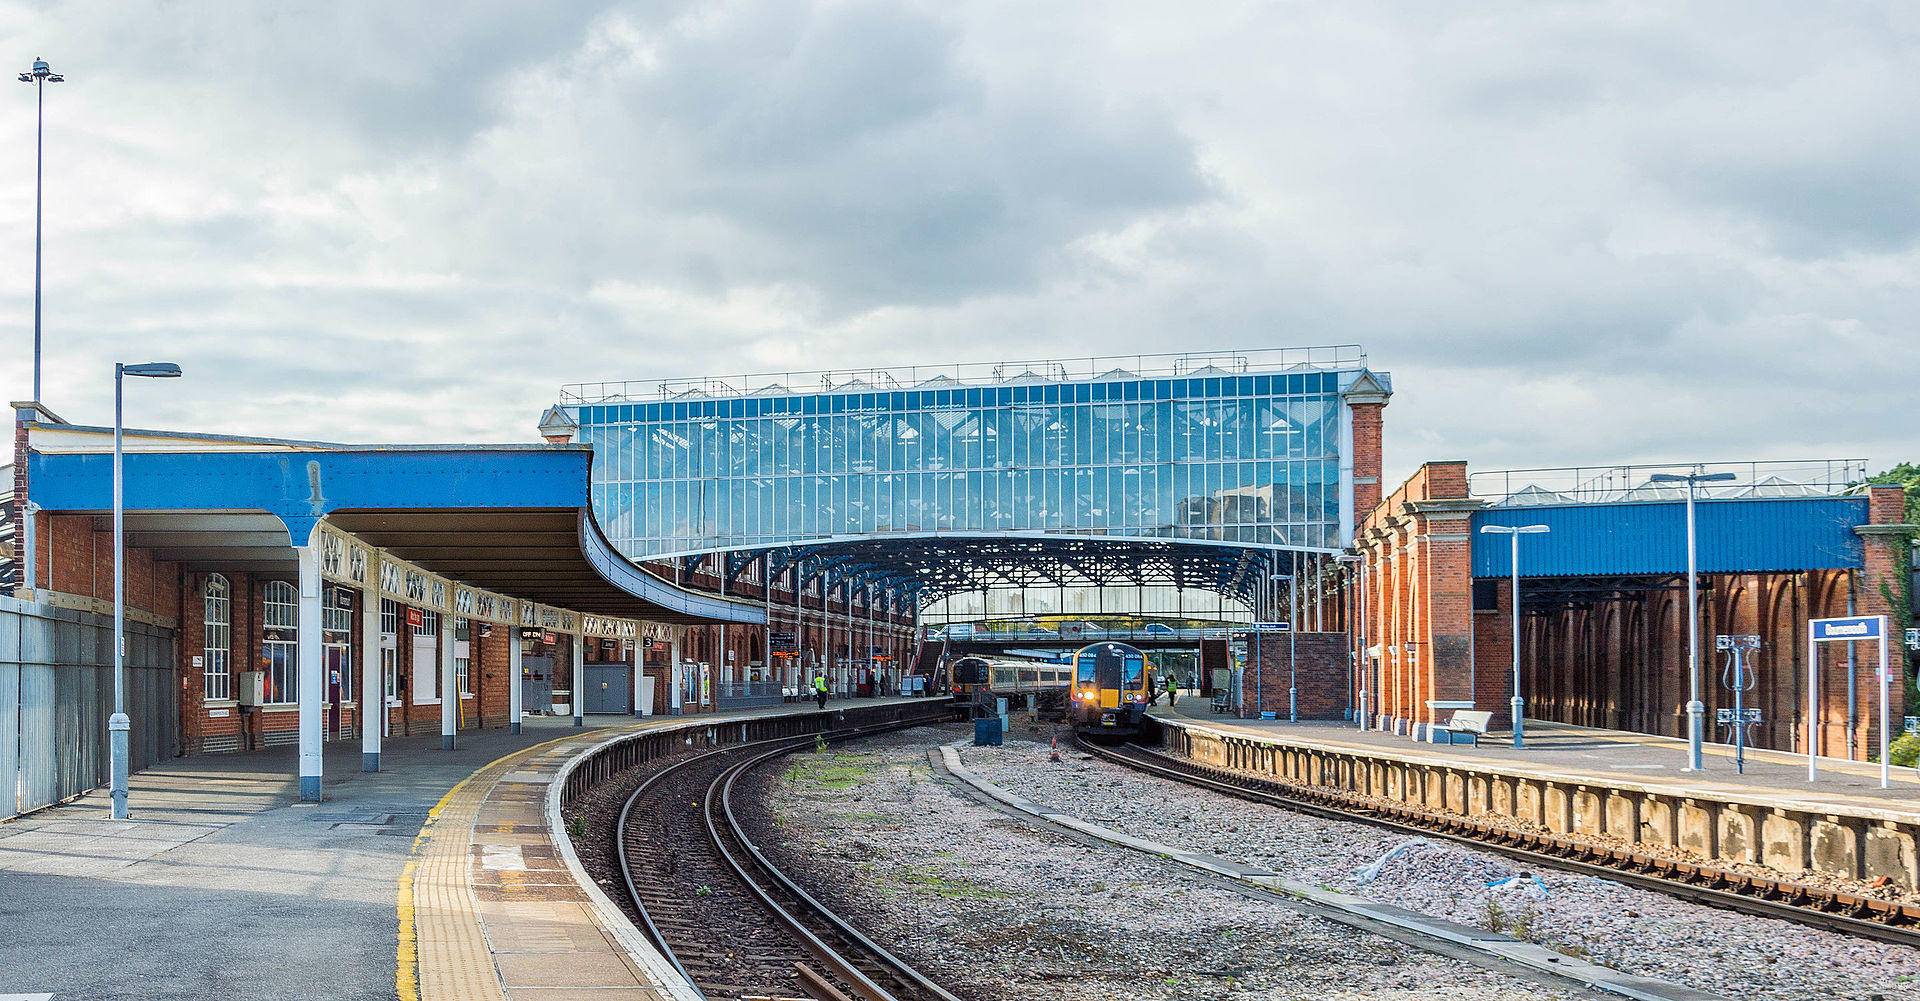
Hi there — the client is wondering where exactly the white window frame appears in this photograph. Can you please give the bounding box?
[381,598,400,705]
[454,617,473,697]
[263,580,298,705]
[202,574,232,702]
[324,587,354,703]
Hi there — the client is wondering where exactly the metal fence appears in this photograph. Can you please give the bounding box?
[1,595,178,820]
[1468,459,1870,507]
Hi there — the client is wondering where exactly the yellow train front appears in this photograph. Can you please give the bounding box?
[1068,642,1154,738]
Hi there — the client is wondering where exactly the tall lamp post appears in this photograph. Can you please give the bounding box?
[1649,469,1737,771]
[1479,523,1549,749]
[112,361,183,819]
[17,57,65,401]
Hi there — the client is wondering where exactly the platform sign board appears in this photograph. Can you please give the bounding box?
[1806,614,1890,787]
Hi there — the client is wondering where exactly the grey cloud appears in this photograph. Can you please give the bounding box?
[0,0,1913,483]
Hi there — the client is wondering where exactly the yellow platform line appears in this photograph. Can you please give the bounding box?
[400,730,595,1001]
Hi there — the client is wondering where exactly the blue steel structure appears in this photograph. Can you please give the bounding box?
[26,431,764,623]
[562,348,1386,608]
[1471,498,1869,579]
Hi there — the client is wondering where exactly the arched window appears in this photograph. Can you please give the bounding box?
[203,575,231,701]
[263,581,298,704]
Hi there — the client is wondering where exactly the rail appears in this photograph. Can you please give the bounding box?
[554,700,959,1000]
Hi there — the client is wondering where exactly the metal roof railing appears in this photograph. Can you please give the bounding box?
[558,345,1368,405]
[1468,459,1872,507]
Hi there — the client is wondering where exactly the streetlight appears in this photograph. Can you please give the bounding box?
[17,57,65,402]
[1334,553,1365,728]
[111,361,183,819]
[1479,523,1549,748]
[1649,469,1737,771]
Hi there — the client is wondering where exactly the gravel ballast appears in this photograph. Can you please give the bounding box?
[955,729,1920,1001]
[749,726,1580,1001]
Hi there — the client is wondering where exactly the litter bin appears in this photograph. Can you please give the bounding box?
[973,716,1003,747]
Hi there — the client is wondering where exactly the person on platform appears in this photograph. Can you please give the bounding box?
[813,673,829,709]
[1164,674,1177,706]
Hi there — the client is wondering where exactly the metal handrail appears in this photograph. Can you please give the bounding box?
[1468,458,1871,506]
[559,345,1367,405]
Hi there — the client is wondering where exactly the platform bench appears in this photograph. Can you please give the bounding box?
[1429,710,1492,746]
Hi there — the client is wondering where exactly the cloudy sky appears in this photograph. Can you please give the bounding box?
[0,1,1913,484]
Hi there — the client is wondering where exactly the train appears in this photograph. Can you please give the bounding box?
[949,654,1074,704]
[1067,641,1156,738]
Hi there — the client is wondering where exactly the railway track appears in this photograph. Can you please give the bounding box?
[1075,735,1920,949]
[616,723,964,1001]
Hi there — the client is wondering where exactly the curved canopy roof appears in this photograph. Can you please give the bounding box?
[24,423,764,625]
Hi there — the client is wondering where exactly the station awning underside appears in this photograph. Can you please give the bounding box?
[1472,496,1869,580]
[26,431,764,625]
[700,534,1318,605]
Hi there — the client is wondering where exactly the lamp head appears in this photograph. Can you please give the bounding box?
[122,362,183,378]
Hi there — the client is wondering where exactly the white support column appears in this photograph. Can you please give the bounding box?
[359,564,381,772]
[440,613,456,749]
[509,628,524,734]
[296,537,325,802]
[572,632,586,727]
[631,636,645,716]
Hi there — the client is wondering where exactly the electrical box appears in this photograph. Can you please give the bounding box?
[237,671,267,707]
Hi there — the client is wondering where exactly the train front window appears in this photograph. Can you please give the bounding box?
[954,660,989,685]
[1075,653,1098,684]
[1123,654,1145,689]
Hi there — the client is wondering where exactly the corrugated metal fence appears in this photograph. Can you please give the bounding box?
[1,595,178,820]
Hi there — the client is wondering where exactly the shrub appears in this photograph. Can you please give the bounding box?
[1889,733,1920,769]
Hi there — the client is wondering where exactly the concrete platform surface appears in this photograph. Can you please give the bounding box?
[0,698,923,1001]
[1154,703,1920,821]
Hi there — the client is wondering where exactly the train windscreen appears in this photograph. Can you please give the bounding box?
[953,659,990,685]
[1123,653,1145,690]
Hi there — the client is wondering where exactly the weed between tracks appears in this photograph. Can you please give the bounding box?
[782,750,879,790]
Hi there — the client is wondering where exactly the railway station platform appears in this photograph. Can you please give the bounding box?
[1152,702,1920,816]
[1146,703,1920,894]
[0,697,932,1001]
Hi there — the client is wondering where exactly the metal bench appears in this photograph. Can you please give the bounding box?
[1429,709,1493,746]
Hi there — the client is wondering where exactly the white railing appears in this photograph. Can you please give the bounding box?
[559,345,1368,405]
[1468,459,1871,507]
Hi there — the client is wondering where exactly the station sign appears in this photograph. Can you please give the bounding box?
[769,629,798,652]
[405,607,424,629]
[1806,614,1892,787]
[1810,616,1883,641]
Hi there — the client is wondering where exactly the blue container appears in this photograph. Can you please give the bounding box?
[973,717,1004,747]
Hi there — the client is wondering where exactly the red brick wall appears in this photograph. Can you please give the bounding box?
[1243,632,1348,718]
[1350,402,1385,517]
[1354,461,1477,732]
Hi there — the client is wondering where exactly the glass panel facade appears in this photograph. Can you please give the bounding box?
[577,370,1350,558]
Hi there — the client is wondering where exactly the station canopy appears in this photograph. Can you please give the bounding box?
[23,422,764,625]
